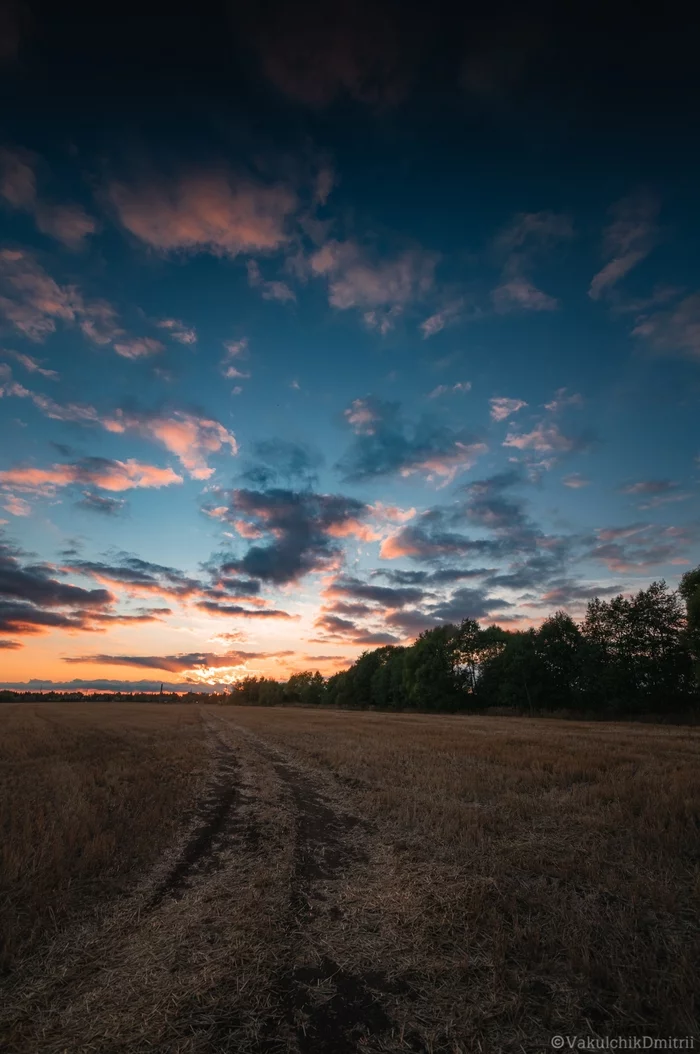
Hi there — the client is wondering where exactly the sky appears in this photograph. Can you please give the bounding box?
[0,1,699,691]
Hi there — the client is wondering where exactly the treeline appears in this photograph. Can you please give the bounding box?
[0,691,208,702]
[227,570,700,718]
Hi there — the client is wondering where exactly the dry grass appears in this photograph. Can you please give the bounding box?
[213,707,700,1047]
[1,703,698,1052]
[0,703,208,973]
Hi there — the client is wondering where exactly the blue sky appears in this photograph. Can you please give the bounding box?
[0,2,698,689]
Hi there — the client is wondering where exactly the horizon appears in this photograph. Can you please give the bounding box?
[1,3,699,691]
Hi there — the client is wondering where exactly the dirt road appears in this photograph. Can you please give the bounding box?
[1,713,419,1054]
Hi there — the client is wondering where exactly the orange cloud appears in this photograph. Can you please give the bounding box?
[0,459,182,494]
[108,170,297,257]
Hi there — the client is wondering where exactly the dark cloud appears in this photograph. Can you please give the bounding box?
[67,555,202,598]
[245,0,415,109]
[338,397,486,484]
[64,649,294,673]
[325,575,428,608]
[240,439,323,487]
[0,638,22,648]
[311,613,400,645]
[195,601,296,619]
[210,487,371,584]
[0,679,225,693]
[586,523,697,574]
[426,586,513,622]
[383,608,442,635]
[0,537,117,635]
[76,491,127,515]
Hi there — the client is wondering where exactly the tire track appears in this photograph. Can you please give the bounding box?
[219,720,406,1053]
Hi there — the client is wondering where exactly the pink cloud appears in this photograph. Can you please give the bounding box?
[420,299,464,338]
[0,147,97,249]
[108,170,297,256]
[344,396,383,435]
[492,278,558,313]
[589,193,658,301]
[562,473,590,488]
[0,146,35,208]
[104,410,238,479]
[6,351,58,379]
[398,442,487,486]
[2,494,31,516]
[33,203,98,251]
[369,502,416,524]
[326,519,382,542]
[156,318,197,344]
[0,459,183,493]
[428,382,471,398]
[503,422,574,453]
[544,388,583,413]
[113,337,165,360]
[246,259,296,302]
[379,531,422,559]
[490,396,527,421]
[0,249,121,344]
[310,239,438,322]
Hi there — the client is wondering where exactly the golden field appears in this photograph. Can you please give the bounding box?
[1,702,698,1052]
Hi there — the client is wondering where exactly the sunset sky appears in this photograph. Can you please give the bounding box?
[1,3,699,690]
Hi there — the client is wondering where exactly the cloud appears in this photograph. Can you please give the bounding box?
[426,586,512,622]
[240,438,322,487]
[0,249,121,344]
[503,422,579,453]
[63,649,289,674]
[632,292,700,360]
[309,240,438,329]
[0,458,183,494]
[562,473,590,488]
[0,678,228,693]
[113,337,165,360]
[589,193,658,301]
[619,479,690,509]
[490,396,527,422]
[246,259,296,302]
[108,168,297,257]
[249,0,411,108]
[0,147,98,249]
[0,535,117,636]
[492,210,573,313]
[206,486,372,584]
[195,600,297,619]
[544,388,583,413]
[312,613,400,645]
[492,278,558,313]
[66,555,202,601]
[0,638,21,648]
[156,318,197,344]
[420,299,464,338]
[0,380,239,480]
[339,396,487,485]
[75,492,128,515]
[2,494,30,516]
[5,350,58,379]
[428,382,471,398]
[103,409,238,479]
[323,575,428,608]
[587,523,696,573]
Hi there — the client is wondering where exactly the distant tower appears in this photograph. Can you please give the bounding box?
[160,682,163,696]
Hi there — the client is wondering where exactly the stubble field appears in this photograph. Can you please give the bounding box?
[1,702,698,1053]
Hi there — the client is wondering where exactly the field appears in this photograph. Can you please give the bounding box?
[1,703,698,1053]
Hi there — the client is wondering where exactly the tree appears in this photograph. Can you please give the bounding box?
[679,565,700,688]
[286,671,326,706]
